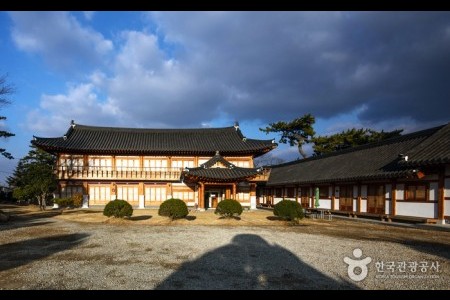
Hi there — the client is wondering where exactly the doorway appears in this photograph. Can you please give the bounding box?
[339,185,353,211]
[367,184,385,214]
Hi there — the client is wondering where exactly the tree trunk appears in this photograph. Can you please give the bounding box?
[292,133,308,159]
[297,144,307,159]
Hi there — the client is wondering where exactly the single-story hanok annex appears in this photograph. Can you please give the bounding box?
[258,122,450,224]
[32,121,276,210]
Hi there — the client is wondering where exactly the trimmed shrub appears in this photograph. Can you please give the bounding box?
[273,200,304,222]
[103,199,133,218]
[158,198,188,220]
[71,193,83,208]
[215,199,243,218]
[54,197,74,208]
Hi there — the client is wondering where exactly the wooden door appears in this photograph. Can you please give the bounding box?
[339,186,353,211]
[367,184,385,214]
[301,188,309,208]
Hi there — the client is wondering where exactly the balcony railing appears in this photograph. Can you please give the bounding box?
[56,166,183,181]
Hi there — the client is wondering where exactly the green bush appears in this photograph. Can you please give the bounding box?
[71,193,83,208]
[215,199,243,217]
[54,197,74,208]
[103,199,133,218]
[158,198,188,220]
[273,199,304,222]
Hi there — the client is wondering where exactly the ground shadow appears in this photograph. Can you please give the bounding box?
[0,206,63,232]
[128,215,152,221]
[185,216,197,221]
[61,209,102,215]
[155,234,358,290]
[266,216,283,221]
[218,216,241,220]
[0,233,89,272]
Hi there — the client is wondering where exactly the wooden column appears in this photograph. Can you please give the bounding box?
[331,184,335,211]
[357,184,362,213]
[391,181,397,216]
[198,182,204,209]
[232,183,236,200]
[295,185,299,203]
[438,168,445,223]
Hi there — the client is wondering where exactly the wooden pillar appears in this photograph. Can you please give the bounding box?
[83,155,89,171]
[232,183,236,200]
[331,184,335,211]
[295,185,299,203]
[194,156,199,167]
[357,184,362,213]
[438,168,445,223]
[198,182,204,209]
[391,181,397,216]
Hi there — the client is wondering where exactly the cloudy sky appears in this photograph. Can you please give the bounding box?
[0,11,449,184]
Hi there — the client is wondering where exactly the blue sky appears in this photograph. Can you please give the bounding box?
[0,11,449,184]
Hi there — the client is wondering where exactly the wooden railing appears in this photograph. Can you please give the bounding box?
[56,167,183,181]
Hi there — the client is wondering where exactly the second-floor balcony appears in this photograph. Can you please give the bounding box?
[56,166,183,181]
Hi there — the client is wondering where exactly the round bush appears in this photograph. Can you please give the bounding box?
[103,199,133,218]
[54,197,74,208]
[273,199,304,221]
[158,198,188,220]
[215,199,243,217]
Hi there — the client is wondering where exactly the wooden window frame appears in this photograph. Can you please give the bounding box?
[404,183,428,202]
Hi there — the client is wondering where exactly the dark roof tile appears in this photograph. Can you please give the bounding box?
[32,123,276,157]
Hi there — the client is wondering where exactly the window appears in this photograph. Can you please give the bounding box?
[172,159,194,169]
[60,156,83,171]
[89,185,111,201]
[116,157,140,171]
[173,189,194,201]
[319,186,329,198]
[145,186,167,202]
[88,157,112,171]
[144,158,168,171]
[275,188,282,197]
[60,185,83,198]
[117,185,139,202]
[405,184,427,201]
[286,187,295,198]
[229,160,250,168]
[236,186,250,201]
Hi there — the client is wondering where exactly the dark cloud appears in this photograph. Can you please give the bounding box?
[154,11,450,126]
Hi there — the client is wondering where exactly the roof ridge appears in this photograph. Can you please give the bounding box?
[74,123,237,132]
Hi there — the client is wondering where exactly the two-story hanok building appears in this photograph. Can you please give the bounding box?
[32,121,276,209]
[259,123,450,224]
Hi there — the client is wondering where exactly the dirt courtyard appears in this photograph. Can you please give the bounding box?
[0,204,449,290]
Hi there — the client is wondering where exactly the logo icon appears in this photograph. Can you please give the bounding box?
[344,248,372,282]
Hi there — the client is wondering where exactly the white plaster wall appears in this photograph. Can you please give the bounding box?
[328,186,333,197]
[353,199,357,212]
[318,199,331,209]
[385,184,392,199]
[429,182,438,201]
[187,201,196,206]
[361,185,367,198]
[385,200,391,215]
[396,184,404,200]
[360,199,367,213]
[111,194,116,201]
[396,202,437,218]
[335,186,340,198]
[334,199,339,210]
[444,200,450,216]
[274,197,283,205]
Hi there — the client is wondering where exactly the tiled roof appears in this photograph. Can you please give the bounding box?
[267,124,446,186]
[183,152,263,182]
[401,122,450,166]
[32,123,276,157]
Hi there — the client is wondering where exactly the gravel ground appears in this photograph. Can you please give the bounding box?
[0,206,448,290]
